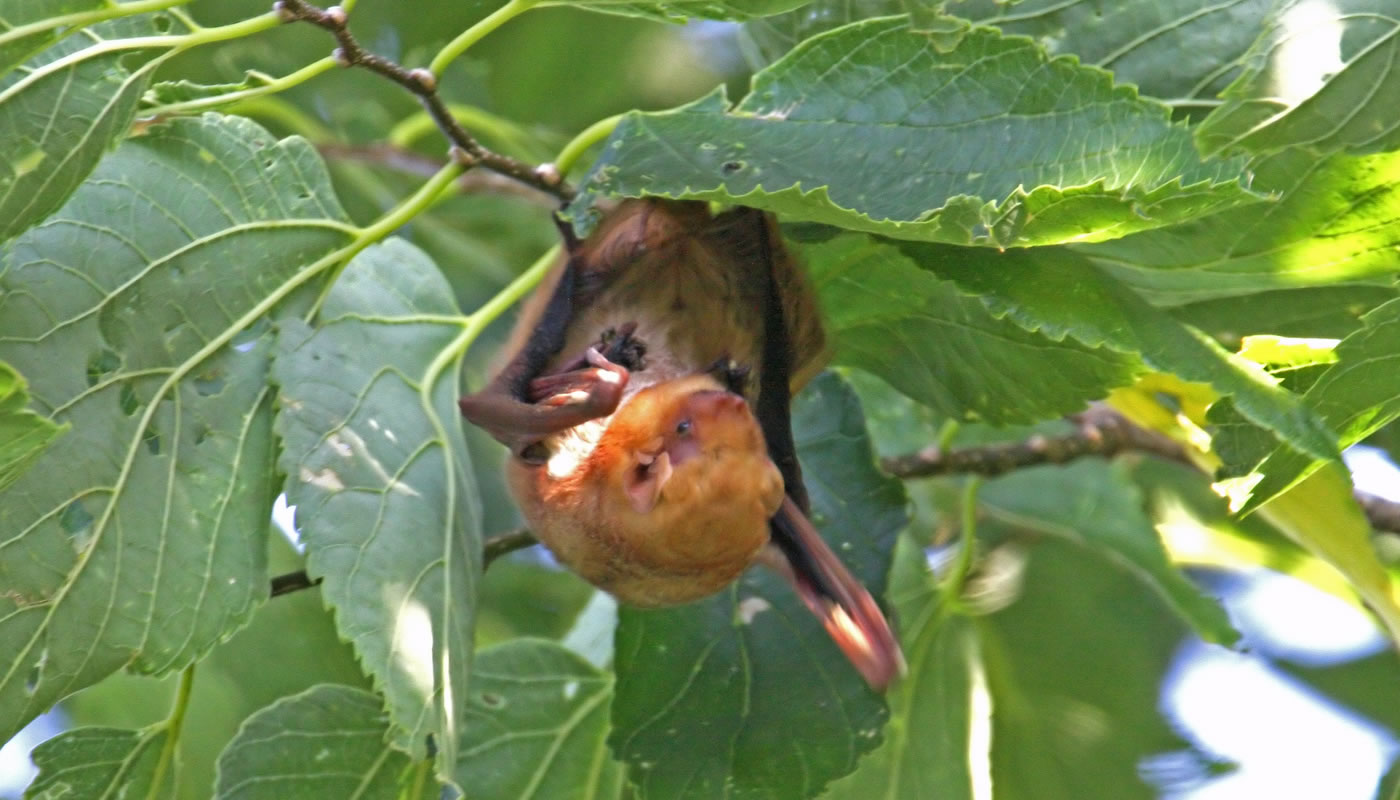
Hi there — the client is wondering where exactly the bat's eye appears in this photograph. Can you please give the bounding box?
[675,419,692,436]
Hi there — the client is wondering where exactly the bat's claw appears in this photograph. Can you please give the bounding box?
[527,349,630,417]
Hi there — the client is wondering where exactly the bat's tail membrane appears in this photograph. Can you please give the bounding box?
[764,497,906,691]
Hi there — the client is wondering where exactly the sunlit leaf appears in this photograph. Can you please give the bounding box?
[902,242,1340,465]
[569,17,1255,247]
[1086,148,1400,305]
[1196,2,1400,155]
[272,238,480,775]
[610,372,905,799]
[0,113,352,745]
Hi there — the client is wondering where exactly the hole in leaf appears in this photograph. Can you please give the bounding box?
[721,160,745,174]
[86,348,121,388]
[153,14,172,32]
[25,649,46,694]
[119,382,140,416]
[60,500,95,552]
[193,423,211,446]
[144,424,162,455]
[479,692,505,709]
[193,371,225,397]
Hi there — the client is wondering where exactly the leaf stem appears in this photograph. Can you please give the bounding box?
[388,105,549,160]
[144,56,338,116]
[428,0,538,77]
[146,664,196,800]
[942,477,981,605]
[403,758,432,800]
[0,0,187,49]
[353,161,464,243]
[554,114,623,178]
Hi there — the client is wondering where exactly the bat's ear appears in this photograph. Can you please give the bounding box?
[762,497,905,690]
[623,451,672,513]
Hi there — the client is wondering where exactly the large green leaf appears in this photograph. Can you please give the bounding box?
[977,535,1197,800]
[0,0,101,72]
[610,372,906,799]
[1085,148,1400,305]
[24,726,172,799]
[798,232,1139,424]
[272,238,481,776]
[0,114,351,745]
[0,12,181,242]
[903,242,1340,466]
[1196,1,1400,155]
[1227,298,1400,508]
[60,532,373,800]
[0,361,64,491]
[551,0,814,23]
[1171,286,1397,347]
[821,535,979,800]
[567,17,1255,247]
[458,639,623,799]
[214,684,435,800]
[979,460,1238,644]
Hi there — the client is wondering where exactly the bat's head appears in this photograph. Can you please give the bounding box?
[584,374,784,603]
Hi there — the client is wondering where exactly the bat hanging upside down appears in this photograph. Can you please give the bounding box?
[459,199,904,690]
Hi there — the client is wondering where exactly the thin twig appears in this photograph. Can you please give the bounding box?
[317,143,558,204]
[882,405,1400,535]
[274,0,571,201]
[268,527,540,598]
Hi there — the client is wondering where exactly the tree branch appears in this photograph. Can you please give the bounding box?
[274,0,570,201]
[882,405,1400,535]
[269,527,540,598]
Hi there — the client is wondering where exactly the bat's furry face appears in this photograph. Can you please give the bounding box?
[524,374,784,606]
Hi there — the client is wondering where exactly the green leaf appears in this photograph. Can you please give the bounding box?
[0,1,98,72]
[0,114,352,745]
[0,361,65,491]
[977,536,1197,800]
[214,684,434,800]
[568,17,1256,246]
[904,242,1340,465]
[610,372,906,799]
[1170,286,1397,348]
[1196,2,1400,156]
[557,0,814,23]
[979,460,1238,644]
[457,639,622,798]
[938,0,1281,110]
[0,12,182,242]
[821,535,979,800]
[1253,465,1400,646]
[1225,298,1400,509]
[1086,148,1400,305]
[24,726,171,799]
[144,75,261,107]
[272,238,480,775]
[60,533,373,800]
[798,232,1139,424]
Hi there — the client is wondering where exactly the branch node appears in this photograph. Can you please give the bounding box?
[331,46,353,67]
[273,0,297,22]
[324,4,348,25]
[408,68,437,92]
[449,145,478,167]
[534,162,562,186]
